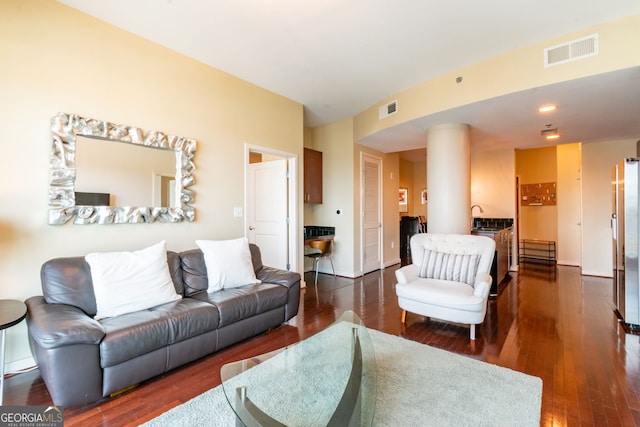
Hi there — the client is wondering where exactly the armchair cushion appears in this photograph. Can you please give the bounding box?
[396,278,485,312]
[419,250,480,286]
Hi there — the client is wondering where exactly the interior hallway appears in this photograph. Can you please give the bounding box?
[4,264,639,426]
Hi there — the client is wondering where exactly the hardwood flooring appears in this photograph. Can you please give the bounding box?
[4,263,640,426]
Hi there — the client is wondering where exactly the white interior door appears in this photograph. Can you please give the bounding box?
[247,159,289,270]
[362,154,382,274]
[557,144,582,266]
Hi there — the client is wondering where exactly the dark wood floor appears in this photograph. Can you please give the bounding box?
[5,263,640,426]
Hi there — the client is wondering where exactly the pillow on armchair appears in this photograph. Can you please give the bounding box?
[419,249,480,286]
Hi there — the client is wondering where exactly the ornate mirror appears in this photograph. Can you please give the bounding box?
[48,112,196,224]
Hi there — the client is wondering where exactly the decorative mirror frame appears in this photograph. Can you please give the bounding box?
[48,112,196,225]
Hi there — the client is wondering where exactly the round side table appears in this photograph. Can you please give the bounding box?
[0,299,27,405]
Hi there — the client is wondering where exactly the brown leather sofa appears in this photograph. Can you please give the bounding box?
[25,244,300,407]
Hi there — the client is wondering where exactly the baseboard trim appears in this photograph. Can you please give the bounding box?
[581,270,613,278]
[385,258,401,268]
[5,356,36,376]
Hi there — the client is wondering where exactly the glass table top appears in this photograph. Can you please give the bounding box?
[220,310,376,427]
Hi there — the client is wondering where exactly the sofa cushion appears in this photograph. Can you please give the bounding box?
[396,279,485,312]
[86,241,182,319]
[195,238,261,291]
[40,252,183,317]
[419,249,479,286]
[192,283,288,328]
[99,298,219,368]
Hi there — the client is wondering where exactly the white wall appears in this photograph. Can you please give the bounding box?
[582,139,637,276]
[0,1,303,368]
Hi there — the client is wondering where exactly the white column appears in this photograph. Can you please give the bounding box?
[427,123,471,234]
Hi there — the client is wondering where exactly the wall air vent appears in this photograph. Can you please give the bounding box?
[544,34,599,67]
[378,100,398,120]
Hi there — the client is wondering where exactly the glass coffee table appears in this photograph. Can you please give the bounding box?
[221,311,376,427]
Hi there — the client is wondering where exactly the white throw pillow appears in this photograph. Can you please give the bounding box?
[419,249,480,286]
[86,241,182,319]
[196,238,261,292]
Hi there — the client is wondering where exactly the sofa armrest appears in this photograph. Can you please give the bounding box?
[256,266,301,289]
[26,296,105,350]
[473,272,492,299]
[395,264,419,284]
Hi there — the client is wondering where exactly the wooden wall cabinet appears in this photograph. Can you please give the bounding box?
[304,148,322,204]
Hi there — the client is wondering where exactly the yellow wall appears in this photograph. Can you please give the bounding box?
[309,119,356,276]
[397,159,427,223]
[0,1,303,367]
[398,159,413,216]
[470,148,516,218]
[516,147,558,242]
[382,153,401,265]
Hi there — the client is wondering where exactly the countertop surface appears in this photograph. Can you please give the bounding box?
[471,226,513,235]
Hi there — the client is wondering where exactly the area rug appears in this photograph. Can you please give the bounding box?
[142,324,542,426]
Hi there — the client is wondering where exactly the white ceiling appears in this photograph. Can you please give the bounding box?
[58,1,640,155]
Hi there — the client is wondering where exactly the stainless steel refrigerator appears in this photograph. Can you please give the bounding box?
[612,158,640,328]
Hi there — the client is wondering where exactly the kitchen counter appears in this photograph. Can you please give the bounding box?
[304,226,335,244]
[471,227,504,234]
[472,225,513,297]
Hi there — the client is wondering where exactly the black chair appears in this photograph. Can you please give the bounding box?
[400,216,420,264]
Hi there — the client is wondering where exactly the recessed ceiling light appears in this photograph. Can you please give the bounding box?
[540,127,559,140]
[538,104,557,113]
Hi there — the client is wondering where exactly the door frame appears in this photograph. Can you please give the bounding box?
[360,152,383,274]
[244,144,299,273]
[514,174,520,271]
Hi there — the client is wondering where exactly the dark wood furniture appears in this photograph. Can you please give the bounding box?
[303,147,323,204]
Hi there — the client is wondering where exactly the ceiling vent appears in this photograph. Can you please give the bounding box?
[378,100,398,120]
[544,34,599,67]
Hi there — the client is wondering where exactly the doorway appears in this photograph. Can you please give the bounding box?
[514,144,582,268]
[361,153,382,274]
[245,145,299,272]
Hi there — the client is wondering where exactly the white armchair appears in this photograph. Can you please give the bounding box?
[395,233,496,339]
